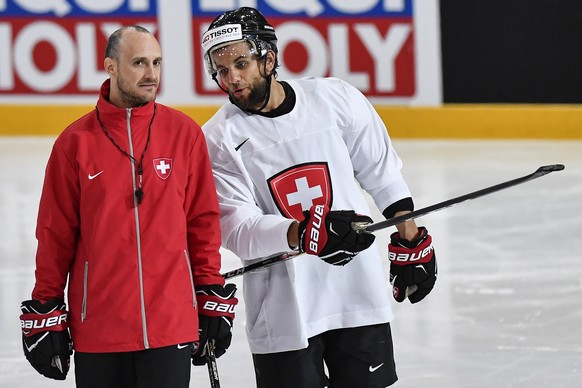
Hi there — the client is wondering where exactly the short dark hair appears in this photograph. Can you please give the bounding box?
[105,25,151,60]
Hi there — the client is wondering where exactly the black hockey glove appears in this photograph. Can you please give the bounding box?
[20,299,73,380]
[388,227,437,303]
[298,204,375,266]
[192,283,238,366]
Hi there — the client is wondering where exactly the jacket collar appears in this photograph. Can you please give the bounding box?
[96,79,156,120]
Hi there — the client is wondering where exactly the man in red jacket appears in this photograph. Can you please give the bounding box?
[19,25,237,388]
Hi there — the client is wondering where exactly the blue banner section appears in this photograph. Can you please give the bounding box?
[0,0,157,17]
[192,0,412,17]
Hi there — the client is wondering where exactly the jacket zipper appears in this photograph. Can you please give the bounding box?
[183,250,197,309]
[127,108,150,349]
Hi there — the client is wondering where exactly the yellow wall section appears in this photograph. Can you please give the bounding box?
[375,105,582,139]
[1,104,581,138]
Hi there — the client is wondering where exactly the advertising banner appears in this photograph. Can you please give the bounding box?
[193,0,415,98]
[0,0,157,100]
[0,0,440,105]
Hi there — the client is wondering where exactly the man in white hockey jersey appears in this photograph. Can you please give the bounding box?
[200,7,437,388]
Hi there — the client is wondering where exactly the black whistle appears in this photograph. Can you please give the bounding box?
[135,188,144,204]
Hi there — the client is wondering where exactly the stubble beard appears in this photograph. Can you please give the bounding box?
[116,77,157,107]
[229,76,268,111]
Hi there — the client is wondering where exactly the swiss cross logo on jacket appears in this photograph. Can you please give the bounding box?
[267,162,333,221]
[153,158,173,180]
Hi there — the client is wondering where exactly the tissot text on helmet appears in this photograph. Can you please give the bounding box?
[201,25,241,51]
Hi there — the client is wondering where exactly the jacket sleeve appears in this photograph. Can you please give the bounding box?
[32,141,80,302]
[185,128,224,287]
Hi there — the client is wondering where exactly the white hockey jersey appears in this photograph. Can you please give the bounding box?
[203,77,412,354]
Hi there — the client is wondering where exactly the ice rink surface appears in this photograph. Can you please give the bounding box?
[1,137,580,387]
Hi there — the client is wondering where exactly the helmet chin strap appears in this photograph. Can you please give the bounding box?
[243,74,272,114]
[212,57,273,114]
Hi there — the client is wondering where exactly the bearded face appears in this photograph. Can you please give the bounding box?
[211,41,272,111]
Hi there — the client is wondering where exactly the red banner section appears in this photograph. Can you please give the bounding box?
[194,17,414,98]
[0,19,157,95]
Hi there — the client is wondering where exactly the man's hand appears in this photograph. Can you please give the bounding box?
[298,205,376,266]
[20,299,73,380]
[388,227,437,303]
[192,284,238,365]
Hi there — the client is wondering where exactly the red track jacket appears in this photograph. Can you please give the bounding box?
[32,80,224,352]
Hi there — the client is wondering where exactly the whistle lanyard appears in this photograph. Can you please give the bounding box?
[95,104,156,205]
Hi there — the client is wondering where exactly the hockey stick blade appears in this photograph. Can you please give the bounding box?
[222,164,564,279]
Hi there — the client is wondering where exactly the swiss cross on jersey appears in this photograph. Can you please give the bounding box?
[267,162,333,221]
[153,158,173,180]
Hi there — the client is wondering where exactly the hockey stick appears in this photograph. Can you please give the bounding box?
[360,163,564,233]
[221,164,564,280]
[205,340,221,388]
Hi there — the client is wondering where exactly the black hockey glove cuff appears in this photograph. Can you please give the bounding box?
[20,299,73,380]
[192,283,238,366]
[298,204,376,266]
[388,227,437,303]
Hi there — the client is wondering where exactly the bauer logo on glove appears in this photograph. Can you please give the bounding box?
[21,311,68,335]
[388,241,434,262]
[20,299,73,380]
[388,227,437,304]
[303,204,327,253]
[192,283,238,366]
